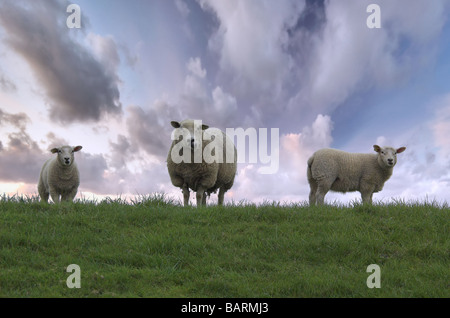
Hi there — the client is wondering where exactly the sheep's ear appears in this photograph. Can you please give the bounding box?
[373,145,381,153]
[73,146,82,152]
[202,124,209,130]
[396,147,406,154]
[171,121,180,128]
[51,148,59,154]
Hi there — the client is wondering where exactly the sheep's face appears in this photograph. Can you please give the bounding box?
[373,145,406,168]
[51,145,82,166]
[171,120,209,151]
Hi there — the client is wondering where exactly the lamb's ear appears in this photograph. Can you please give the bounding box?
[171,121,180,128]
[51,148,59,154]
[373,145,381,153]
[202,124,209,130]
[73,146,83,152]
[396,146,406,154]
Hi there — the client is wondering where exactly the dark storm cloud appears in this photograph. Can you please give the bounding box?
[126,103,182,159]
[0,0,122,124]
[0,110,61,183]
[109,134,133,170]
[76,152,113,195]
[0,124,46,183]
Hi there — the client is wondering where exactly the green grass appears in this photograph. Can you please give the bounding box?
[0,194,448,297]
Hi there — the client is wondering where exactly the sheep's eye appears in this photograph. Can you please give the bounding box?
[58,150,62,153]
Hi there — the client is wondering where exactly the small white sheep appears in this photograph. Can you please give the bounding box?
[167,119,237,207]
[307,145,406,205]
[38,145,82,203]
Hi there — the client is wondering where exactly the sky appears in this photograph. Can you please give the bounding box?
[0,0,450,205]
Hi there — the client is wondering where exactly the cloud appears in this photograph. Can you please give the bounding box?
[232,114,333,203]
[211,86,238,121]
[289,0,448,116]
[197,0,305,125]
[125,101,181,159]
[45,132,70,151]
[0,109,30,130]
[175,0,191,19]
[87,33,121,74]
[109,134,133,170]
[0,0,122,124]
[186,57,207,78]
[0,111,45,183]
[0,74,16,92]
[200,0,303,87]
[196,0,448,134]
[382,146,450,203]
[432,95,450,155]
[76,152,113,195]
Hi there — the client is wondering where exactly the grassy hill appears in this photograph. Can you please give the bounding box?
[0,194,448,298]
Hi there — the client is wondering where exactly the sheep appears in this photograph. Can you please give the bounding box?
[38,145,83,203]
[307,145,406,205]
[167,119,237,207]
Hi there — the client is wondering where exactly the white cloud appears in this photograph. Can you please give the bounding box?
[200,0,304,95]
[196,0,448,136]
[186,57,207,78]
[289,0,448,116]
[368,98,450,204]
[86,33,120,74]
[232,114,333,203]
[212,86,237,118]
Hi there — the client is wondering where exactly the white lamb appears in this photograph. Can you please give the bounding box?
[167,119,237,207]
[307,145,406,205]
[38,145,82,203]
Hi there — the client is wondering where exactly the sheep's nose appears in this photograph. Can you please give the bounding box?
[388,159,393,164]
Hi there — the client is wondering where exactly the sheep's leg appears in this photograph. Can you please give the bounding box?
[38,182,49,203]
[315,182,331,205]
[41,192,49,203]
[361,191,373,205]
[63,188,78,202]
[39,188,49,203]
[308,181,318,206]
[202,193,207,206]
[50,190,60,204]
[196,187,206,207]
[182,184,190,206]
[307,165,317,205]
[218,188,225,206]
[360,185,374,204]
